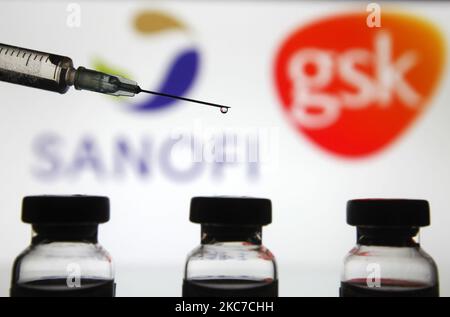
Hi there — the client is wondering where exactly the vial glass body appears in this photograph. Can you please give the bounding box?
[341,227,439,297]
[11,225,115,297]
[183,225,278,297]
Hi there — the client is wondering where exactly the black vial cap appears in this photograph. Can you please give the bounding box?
[347,199,430,227]
[22,195,110,225]
[190,196,272,226]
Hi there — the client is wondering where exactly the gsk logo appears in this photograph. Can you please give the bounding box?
[94,10,199,112]
[274,12,445,158]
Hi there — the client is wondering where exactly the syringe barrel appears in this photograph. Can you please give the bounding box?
[0,43,74,94]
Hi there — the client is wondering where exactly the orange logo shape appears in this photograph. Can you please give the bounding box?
[274,12,445,158]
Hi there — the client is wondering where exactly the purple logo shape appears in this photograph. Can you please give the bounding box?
[133,49,200,112]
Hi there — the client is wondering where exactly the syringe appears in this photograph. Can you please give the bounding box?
[0,43,229,112]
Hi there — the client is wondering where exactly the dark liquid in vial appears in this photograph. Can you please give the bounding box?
[340,279,439,297]
[11,278,115,297]
[183,278,278,297]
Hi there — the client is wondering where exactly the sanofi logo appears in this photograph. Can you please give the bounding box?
[274,12,445,158]
[31,125,277,183]
[94,11,200,112]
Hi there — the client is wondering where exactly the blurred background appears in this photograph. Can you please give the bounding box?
[0,0,449,297]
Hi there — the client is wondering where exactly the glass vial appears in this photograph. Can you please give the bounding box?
[341,199,439,297]
[183,197,278,297]
[10,195,115,297]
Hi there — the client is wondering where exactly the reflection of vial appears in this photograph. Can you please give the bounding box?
[10,196,115,297]
[183,197,278,297]
[341,199,439,297]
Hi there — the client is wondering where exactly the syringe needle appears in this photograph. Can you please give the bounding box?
[138,87,230,112]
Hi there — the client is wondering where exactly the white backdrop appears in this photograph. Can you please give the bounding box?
[0,0,450,297]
